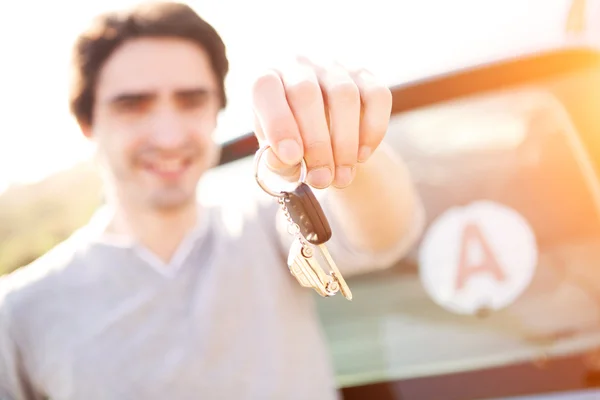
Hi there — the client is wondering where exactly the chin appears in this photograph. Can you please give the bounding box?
[143,179,198,210]
[149,191,197,211]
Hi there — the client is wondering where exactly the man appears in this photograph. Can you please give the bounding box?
[0,2,423,399]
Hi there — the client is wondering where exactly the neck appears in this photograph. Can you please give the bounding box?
[106,197,200,264]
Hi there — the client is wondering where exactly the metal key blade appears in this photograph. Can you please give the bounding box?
[317,244,353,301]
[287,238,337,297]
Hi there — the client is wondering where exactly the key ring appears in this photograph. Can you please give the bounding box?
[254,144,307,198]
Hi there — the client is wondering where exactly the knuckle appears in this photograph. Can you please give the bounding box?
[252,70,281,94]
[304,138,330,153]
[363,84,392,107]
[328,81,360,105]
[304,139,333,166]
[286,79,320,105]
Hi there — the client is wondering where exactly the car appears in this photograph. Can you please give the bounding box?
[205,42,600,400]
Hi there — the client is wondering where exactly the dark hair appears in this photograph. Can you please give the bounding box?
[69,1,229,127]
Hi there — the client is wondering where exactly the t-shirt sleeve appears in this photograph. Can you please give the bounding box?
[0,280,39,400]
[273,189,426,278]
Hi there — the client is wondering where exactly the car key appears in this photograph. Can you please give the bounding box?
[286,236,341,297]
[253,144,352,300]
[282,183,352,300]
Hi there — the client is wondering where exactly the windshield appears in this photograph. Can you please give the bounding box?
[315,87,600,387]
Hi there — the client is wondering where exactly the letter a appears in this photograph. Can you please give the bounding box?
[455,222,506,291]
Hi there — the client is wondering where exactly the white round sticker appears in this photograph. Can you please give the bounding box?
[418,200,538,315]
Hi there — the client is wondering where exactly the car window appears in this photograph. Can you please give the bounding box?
[314,87,600,387]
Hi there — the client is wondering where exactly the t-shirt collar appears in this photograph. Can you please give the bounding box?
[75,203,211,277]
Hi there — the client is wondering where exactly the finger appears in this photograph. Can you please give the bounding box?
[316,63,360,188]
[252,69,304,168]
[253,114,301,180]
[350,68,392,163]
[280,63,333,189]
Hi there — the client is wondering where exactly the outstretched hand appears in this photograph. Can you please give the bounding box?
[251,56,392,190]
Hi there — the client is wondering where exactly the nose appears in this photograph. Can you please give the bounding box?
[148,108,188,150]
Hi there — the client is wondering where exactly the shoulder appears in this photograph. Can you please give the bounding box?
[0,230,91,324]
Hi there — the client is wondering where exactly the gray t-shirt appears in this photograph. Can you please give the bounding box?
[0,193,422,400]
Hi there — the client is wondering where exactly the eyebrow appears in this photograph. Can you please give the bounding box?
[107,87,214,104]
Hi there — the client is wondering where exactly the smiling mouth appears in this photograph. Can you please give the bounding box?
[142,157,194,179]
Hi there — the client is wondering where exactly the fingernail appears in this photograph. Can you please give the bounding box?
[334,166,355,188]
[276,139,303,165]
[307,167,333,188]
[358,146,371,162]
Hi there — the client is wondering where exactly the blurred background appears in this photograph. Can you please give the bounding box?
[2,1,600,399]
[0,0,581,275]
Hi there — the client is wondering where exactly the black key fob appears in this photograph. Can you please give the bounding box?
[284,183,332,245]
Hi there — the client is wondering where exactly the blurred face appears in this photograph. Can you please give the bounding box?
[86,37,221,212]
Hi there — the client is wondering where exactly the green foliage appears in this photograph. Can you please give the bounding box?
[0,162,103,276]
